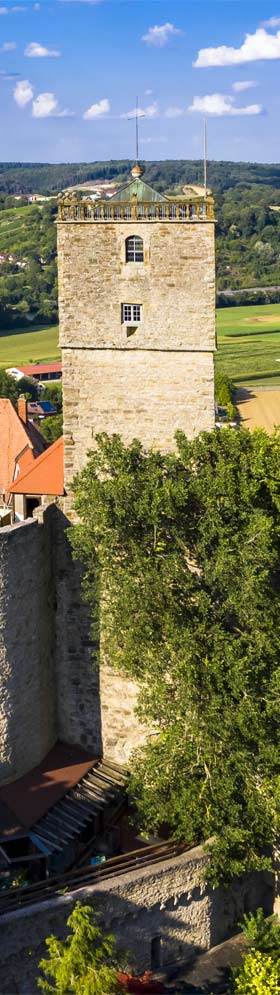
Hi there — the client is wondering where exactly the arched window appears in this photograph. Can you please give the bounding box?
[125,235,144,263]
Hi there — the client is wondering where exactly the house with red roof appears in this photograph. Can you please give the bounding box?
[6,362,62,384]
[10,436,64,518]
[0,396,48,522]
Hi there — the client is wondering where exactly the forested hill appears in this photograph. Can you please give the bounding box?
[2,159,280,195]
[0,159,280,328]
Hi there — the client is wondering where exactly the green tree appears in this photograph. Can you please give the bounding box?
[233,950,280,994]
[0,368,18,403]
[38,902,122,995]
[232,909,280,993]
[0,369,37,403]
[70,429,280,885]
[40,413,63,443]
[42,382,62,412]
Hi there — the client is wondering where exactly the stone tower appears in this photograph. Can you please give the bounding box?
[57,166,216,488]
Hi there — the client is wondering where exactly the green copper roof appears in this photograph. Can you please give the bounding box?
[111,178,167,204]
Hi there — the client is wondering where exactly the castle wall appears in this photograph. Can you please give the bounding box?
[57,217,215,486]
[0,843,273,993]
[50,505,102,756]
[0,517,56,784]
[62,349,214,483]
[58,221,215,352]
[100,664,148,764]
[0,507,103,787]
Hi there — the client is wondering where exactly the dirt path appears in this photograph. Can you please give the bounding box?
[235,387,280,432]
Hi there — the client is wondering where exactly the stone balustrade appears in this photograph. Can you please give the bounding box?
[57,195,215,222]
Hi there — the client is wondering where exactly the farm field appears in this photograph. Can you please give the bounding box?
[0,324,60,367]
[216,303,280,386]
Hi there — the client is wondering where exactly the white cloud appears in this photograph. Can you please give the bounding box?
[34,3,40,9]
[263,15,280,27]
[32,91,73,117]
[83,97,110,119]
[25,41,60,57]
[188,93,263,115]
[14,78,33,106]
[194,27,280,66]
[120,101,158,119]
[32,92,57,116]
[232,79,257,91]
[165,105,183,118]
[142,22,183,47]
[145,88,153,95]
[2,40,17,50]
[0,7,8,13]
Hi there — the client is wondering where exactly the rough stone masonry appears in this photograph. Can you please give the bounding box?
[57,187,216,488]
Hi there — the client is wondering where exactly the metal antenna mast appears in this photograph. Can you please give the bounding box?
[203,117,207,198]
[136,95,139,162]
[128,97,145,163]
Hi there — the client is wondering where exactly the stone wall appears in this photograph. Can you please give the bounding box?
[100,664,148,764]
[0,506,102,786]
[57,217,215,486]
[49,504,102,755]
[0,517,56,784]
[62,349,214,483]
[0,843,274,994]
[58,221,215,352]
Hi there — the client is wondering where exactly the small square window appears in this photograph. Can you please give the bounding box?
[122,304,142,324]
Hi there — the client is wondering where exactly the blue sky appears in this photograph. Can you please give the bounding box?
[1,0,280,162]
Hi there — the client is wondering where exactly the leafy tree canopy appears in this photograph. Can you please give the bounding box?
[40,412,63,443]
[71,429,280,885]
[38,902,122,995]
[0,368,37,403]
[232,909,280,994]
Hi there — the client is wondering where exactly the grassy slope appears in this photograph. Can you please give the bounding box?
[0,324,60,367]
[0,204,39,252]
[216,303,280,386]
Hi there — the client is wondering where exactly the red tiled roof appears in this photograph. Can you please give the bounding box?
[0,742,96,836]
[0,399,47,498]
[17,362,62,376]
[10,436,64,496]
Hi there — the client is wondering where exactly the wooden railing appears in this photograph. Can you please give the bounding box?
[57,196,215,223]
[0,840,189,915]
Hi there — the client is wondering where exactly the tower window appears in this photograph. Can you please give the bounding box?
[125,236,144,263]
[122,303,142,324]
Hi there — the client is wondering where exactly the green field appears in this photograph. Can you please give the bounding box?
[0,324,60,367]
[216,303,280,386]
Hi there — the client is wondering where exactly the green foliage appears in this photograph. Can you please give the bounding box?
[0,200,57,328]
[232,950,280,994]
[70,429,280,886]
[0,368,37,403]
[38,901,122,995]
[42,382,62,412]
[232,910,280,993]
[215,371,237,419]
[40,413,62,443]
[240,909,280,961]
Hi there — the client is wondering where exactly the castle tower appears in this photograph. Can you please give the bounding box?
[57,167,216,488]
